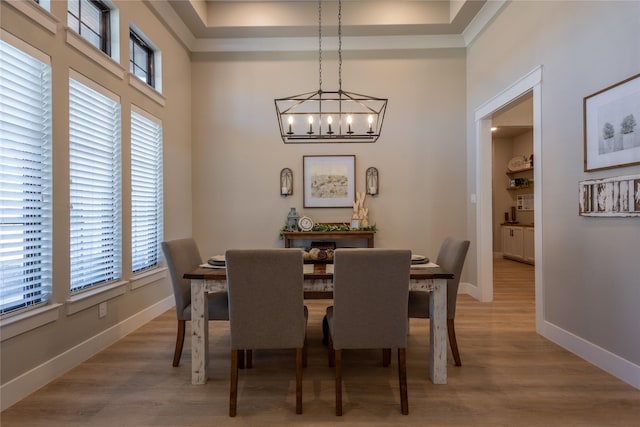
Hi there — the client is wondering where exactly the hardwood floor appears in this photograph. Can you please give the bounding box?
[2,258,639,425]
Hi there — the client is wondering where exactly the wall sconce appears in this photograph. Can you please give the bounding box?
[280,168,293,196]
[366,167,379,196]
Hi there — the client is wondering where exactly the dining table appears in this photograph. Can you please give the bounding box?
[184,261,453,386]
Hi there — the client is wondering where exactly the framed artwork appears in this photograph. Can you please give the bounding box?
[578,173,640,217]
[303,155,355,208]
[584,73,640,171]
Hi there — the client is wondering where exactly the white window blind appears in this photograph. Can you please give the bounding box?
[131,108,163,273]
[0,38,52,315]
[69,74,121,292]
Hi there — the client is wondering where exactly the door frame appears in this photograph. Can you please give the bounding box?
[473,65,544,332]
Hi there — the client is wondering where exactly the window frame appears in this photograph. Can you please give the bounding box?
[129,29,155,87]
[67,0,111,56]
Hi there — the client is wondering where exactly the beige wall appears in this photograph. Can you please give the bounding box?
[0,0,191,390]
[190,49,469,260]
[467,1,640,366]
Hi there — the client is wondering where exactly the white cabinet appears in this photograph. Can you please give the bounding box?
[523,227,535,264]
[502,226,523,259]
[502,225,534,265]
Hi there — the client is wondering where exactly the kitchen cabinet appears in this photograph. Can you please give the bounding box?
[502,225,534,265]
[523,227,535,264]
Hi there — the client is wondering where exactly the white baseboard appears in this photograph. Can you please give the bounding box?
[459,285,639,390]
[541,320,640,390]
[1,296,175,411]
[459,281,482,300]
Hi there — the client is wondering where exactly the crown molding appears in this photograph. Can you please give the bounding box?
[463,0,508,46]
[147,0,504,53]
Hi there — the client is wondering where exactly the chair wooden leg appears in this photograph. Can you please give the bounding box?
[296,348,303,414]
[447,318,462,366]
[246,349,253,369]
[238,350,245,369]
[382,348,391,367]
[328,335,335,368]
[398,348,408,415]
[335,349,343,416]
[229,350,239,417]
[172,320,186,367]
[302,335,308,368]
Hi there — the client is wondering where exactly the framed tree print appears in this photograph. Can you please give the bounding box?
[303,155,355,208]
[584,73,640,171]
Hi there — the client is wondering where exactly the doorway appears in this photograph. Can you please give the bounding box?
[474,66,543,333]
[491,92,534,263]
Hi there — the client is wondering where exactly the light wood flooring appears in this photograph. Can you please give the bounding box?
[2,258,639,426]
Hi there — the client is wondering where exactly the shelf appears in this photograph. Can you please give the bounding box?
[507,185,533,191]
[506,167,533,176]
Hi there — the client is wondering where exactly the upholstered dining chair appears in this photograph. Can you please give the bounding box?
[162,238,229,367]
[408,237,470,366]
[225,249,308,417]
[326,248,412,416]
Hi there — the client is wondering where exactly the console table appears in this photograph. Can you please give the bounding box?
[282,230,375,248]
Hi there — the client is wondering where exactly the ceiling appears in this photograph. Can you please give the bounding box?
[491,91,534,139]
[152,1,504,52]
[492,126,532,139]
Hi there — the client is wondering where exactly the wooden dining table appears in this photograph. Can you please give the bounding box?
[184,262,453,386]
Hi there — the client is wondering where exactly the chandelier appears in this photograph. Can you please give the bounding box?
[275,0,387,143]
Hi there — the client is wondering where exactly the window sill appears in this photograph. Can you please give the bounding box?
[5,0,58,34]
[130,266,168,290]
[65,29,125,80]
[0,303,62,342]
[66,280,128,316]
[129,75,166,106]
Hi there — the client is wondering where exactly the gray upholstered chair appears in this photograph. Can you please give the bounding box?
[162,238,229,367]
[408,237,470,366]
[225,249,308,417]
[326,248,412,416]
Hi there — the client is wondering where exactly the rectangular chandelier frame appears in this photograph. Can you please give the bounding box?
[275,89,387,143]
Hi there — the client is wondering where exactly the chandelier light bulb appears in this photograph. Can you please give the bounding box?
[287,116,294,134]
[307,115,313,134]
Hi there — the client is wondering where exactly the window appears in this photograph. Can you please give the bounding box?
[33,0,50,9]
[69,74,121,292]
[0,39,52,315]
[131,108,163,273]
[67,0,111,55]
[130,29,154,87]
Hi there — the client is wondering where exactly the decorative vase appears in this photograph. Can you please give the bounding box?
[622,132,635,150]
[602,137,615,154]
[287,207,299,231]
